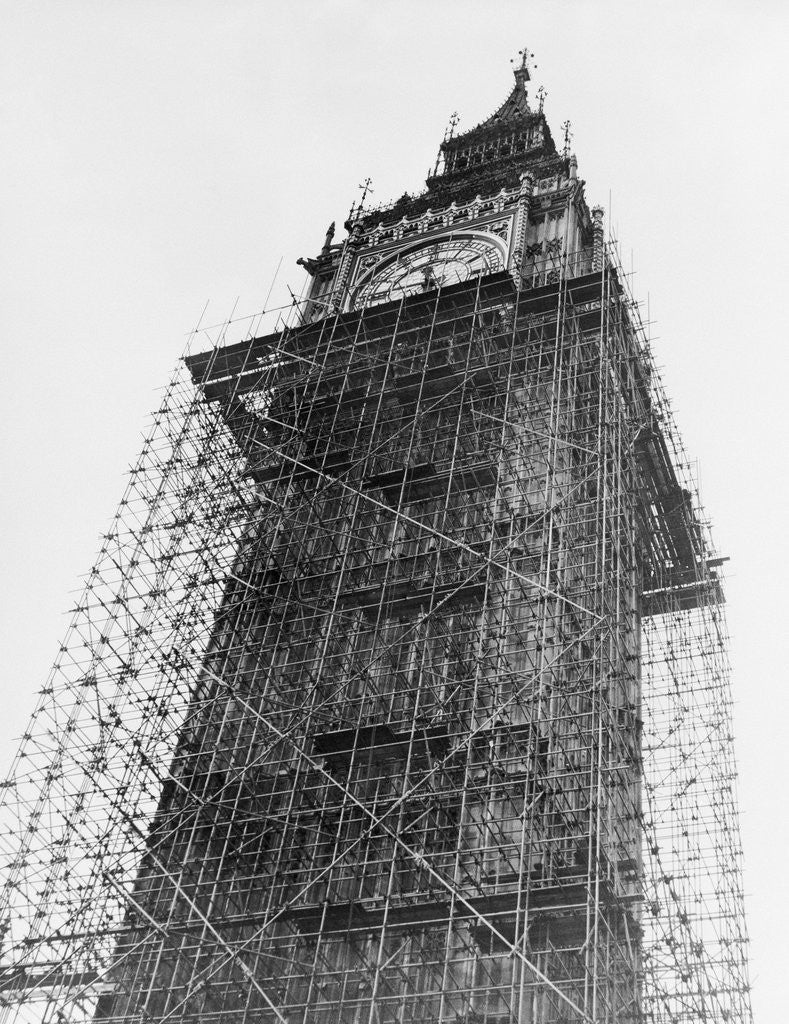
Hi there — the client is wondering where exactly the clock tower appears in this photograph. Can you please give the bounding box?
[176,49,647,1024]
[0,46,752,1024]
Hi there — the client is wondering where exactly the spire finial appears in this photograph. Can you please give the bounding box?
[511,46,534,86]
[432,112,461,176]
[321,222,335,256]
[346,178,374,227]
[358,177,374,209]
[444,111,460,143]
[561,120,573,160]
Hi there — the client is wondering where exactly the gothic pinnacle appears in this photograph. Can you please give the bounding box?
[321,222,335,256]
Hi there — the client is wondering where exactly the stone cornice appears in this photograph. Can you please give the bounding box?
[358,188,518,251]
[358,152,566,234]
[356,169,578,252]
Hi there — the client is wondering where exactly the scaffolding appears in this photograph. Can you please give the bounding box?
[0,241,751,1024]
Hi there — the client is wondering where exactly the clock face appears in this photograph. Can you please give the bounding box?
[352,236,505,310]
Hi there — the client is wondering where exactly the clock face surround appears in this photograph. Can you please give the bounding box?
[351,235,506,310]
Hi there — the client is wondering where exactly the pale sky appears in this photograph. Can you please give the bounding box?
[1,2,787,1020]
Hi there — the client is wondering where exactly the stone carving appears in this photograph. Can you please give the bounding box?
[358,253,384,274]
[484,219,510,240]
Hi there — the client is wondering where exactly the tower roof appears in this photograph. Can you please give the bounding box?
[358,49,560,230]
[451,47,533,143]
[427,49,558,196]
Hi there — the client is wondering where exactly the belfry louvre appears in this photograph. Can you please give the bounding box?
[0,52,751,1024]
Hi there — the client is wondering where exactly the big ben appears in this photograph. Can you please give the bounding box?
[0,49,752,1024]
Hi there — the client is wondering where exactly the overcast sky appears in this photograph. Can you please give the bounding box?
[1,2,787,1020]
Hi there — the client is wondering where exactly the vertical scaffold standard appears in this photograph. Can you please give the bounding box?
[0,242,751,1024]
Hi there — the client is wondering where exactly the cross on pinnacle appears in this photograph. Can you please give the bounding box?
[358,177,374,208]
[561,120,573,159]
[511,46,534,83]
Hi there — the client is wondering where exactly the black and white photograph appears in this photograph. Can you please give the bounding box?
[1,3,784,1023]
